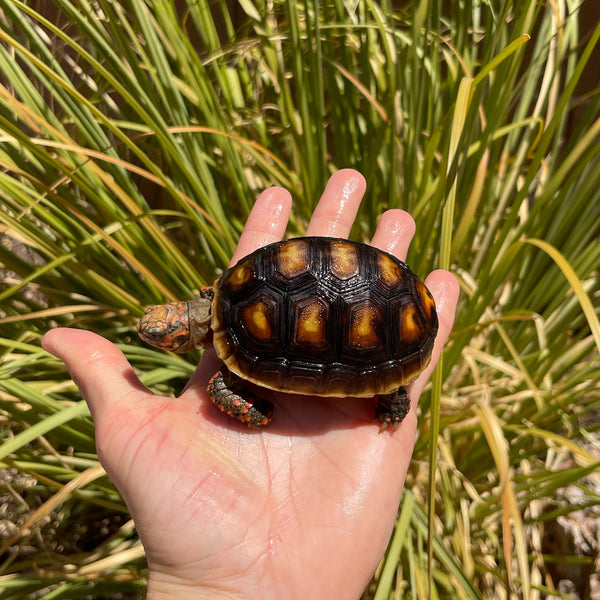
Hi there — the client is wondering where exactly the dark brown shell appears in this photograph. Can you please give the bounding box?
[210,237,438,397]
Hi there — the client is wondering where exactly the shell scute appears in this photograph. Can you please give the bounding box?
[376,252,406,289]
[329,240,360,281]
[240,294,277,344]
[293,296,329,348]
[347,300,383,351]
[276,238,311,279]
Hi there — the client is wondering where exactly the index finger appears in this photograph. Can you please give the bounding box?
[229,187,292,266]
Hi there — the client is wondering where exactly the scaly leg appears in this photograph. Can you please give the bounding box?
[207,366,274,428]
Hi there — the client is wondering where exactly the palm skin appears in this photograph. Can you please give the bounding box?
[42,170,459,599]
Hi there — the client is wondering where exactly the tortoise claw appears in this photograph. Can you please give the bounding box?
[375,388,410,432]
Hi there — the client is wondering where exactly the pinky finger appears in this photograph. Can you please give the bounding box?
[408,270,460,402]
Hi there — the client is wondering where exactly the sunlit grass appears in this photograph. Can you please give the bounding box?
[1,1,599,598]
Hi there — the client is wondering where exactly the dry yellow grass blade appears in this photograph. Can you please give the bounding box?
[0,305,115,324]
[523,238,600,356]
[505,424,600,467]
[327,58,389,123]
[475,403,530,598]
[462,347,527,380]
[76,543,146,576]
[492,321,544,410]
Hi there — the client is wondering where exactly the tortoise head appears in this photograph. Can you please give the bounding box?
[137,297,213,353]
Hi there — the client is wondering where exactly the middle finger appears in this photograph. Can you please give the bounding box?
[305,169,366,238]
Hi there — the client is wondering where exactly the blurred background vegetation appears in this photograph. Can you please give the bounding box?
[1,0,599,598]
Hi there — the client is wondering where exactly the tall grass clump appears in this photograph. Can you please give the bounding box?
[1,0,599,598]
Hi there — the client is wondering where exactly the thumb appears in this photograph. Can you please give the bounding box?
[41,327,148,423]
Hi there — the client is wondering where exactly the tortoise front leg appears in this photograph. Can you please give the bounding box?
[375,387,410,431]
[207,366,274,428]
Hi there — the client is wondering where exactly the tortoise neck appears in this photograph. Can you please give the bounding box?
[183,294,214,350]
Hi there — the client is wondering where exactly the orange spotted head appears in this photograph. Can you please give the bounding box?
[137,295,213,353]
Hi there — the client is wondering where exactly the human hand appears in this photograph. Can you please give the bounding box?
[42,169,459,600]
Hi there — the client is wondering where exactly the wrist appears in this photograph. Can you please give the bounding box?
[147,571,251,600]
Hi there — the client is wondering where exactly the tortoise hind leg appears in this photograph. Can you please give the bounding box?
[375,387,410,431]
[207,366,274,428]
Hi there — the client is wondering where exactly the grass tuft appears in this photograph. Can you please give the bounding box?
[1,1,599,597]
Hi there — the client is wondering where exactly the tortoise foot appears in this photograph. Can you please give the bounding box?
[375,388,410,431]
[207,367,274,428]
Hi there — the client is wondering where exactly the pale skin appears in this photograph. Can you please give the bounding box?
[42,169,460,600]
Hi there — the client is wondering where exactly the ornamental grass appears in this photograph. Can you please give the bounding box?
[1,1,599,598]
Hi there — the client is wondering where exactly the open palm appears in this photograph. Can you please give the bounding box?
[42,170,459,600]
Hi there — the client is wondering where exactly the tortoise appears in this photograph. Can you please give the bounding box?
[137,236,438,429]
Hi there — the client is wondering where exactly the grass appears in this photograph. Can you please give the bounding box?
[1,0,599,598]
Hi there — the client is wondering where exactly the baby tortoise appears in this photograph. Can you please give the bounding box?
[138,237,438,429]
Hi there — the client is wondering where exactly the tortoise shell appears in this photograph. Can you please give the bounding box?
[210,236,438,398]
